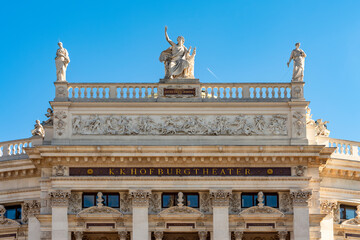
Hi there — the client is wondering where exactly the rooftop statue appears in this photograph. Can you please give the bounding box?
[31,120,45,138]
[159,26,196,79]
[287,43,306,82]
[55,42,70,82]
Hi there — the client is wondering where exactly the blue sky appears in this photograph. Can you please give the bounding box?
[0,0,360,142]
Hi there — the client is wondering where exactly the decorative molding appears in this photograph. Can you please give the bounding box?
[199,192,211,214]
[279,192,293,213]
[210,190,232,207]
[234,231,244,240]
[0,205,21,228]
[198,231,208,240]
[292,112,305,137]
[240,205,284,217]
[54,111,67,136]
[129,190,151,207]
[158,205,203,218]
[73,231,83,240]
[229,192,241,214]
[278,231,288,240]
[154,231,163,240]
[118,231,128,240]
[120,192,132,213]
[77,205,123,217]
[49,190,71,207]
[72,114,288,136]
[290,189,312,207]
[294,165,306,176]
[22,200,41,222]
[341,205,360,226]
[68,192,82,214]
[149,192,161,214]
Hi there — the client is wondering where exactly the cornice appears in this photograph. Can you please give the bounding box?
[321,168,360,181]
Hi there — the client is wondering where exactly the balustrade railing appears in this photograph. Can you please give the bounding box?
[0,138,32,161]
[61,82,295,102]
[328,138,360,161]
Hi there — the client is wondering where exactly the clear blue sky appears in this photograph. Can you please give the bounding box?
[1,0,359,142]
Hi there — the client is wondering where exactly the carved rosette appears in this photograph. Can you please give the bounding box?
[129,190,151,207]
[118,231,128,240]
[320,200,338,215]
[234,231,244,240]
[290,190,312,207]
[210,190,232,207]
[154,231,164,240]
[49,190,71,207]
[198,231,208,240]
[23,200,41,222]
[54,111,68,136]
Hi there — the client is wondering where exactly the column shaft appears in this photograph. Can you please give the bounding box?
[28,217,41,240]
[210,190,231,240]
[49,190,71,240]
[291,190,312,240]
[130,190,151,240]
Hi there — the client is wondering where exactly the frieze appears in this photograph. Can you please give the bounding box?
[72,114,288,136]
[69,167,291,177]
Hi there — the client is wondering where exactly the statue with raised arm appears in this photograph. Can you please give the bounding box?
[159,26,196,79]
[287,43,306,82]
[31,120,45,138]
[55,42,70,82]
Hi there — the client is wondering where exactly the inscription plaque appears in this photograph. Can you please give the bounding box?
[164,88,196,96]
[69,167,291,177]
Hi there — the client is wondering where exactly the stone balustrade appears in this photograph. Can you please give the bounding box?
[56,82,301,102]
[0,138,32,161]
[329,138,360,161]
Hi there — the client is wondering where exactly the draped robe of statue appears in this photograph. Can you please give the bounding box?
[159,44,190,79]
[55,46,70,81]
[289,48,306,82]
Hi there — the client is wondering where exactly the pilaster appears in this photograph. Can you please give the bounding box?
[49,190,71,240]
[24,200,41,240]
[130,190,151,240]
[210,189,232,240]
[291,189,312,240]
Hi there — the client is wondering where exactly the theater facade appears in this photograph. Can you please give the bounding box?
[1,40,360,240]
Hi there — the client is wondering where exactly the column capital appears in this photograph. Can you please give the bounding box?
[234,231,243,240]
[154,231,164,240]
[49,190,71,207]
[73,231,83,240]
[198,231,208,240]
[129,189,152,207]
[23,200,41,217]
[278,231,288,240]
[210,189,232,207]
[320,200,338,215]
[118,231,128,240]
[290,189,312,207]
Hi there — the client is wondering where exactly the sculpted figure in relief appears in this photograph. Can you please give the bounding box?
[43,108,53,125]
[287,42,306,82]
[31,120,45,138]
[55,42,70,82]
[315,119,330,137]
[159,26,196,79]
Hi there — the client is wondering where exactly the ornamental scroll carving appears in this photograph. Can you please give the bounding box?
[49,190,71,207]
[120,193,132,213]
[199,192,212,214]
[129,190,151,207]
[22,200,41,223]
[68,192,82,214]
[149,192,161,214]
[279,192,293,213]
[290,190,312,207]
[229,192,241,214]
[72,114,288,136]
[210,190,232,207]
[320,200,338,215]
[293,112,305,137]
[54,111,67,136]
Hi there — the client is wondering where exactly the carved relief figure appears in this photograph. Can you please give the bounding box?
[287,42,306,82]
[31,120,45,138]
[315,119,330,137]
[55,42,70,82]
[43,108,53,125]
[159,26,196,79]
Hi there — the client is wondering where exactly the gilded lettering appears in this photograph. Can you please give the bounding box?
[131,168,137,175]
[184,169,190,175]
[227,168,233,175]
[194,168,200,175]
[120,168,126,175]
[158,169,164,175]
[220,169,226,175]
[176,168,181,175]
[109,168,115,175]
[203,168,209,175]
[140,168,146,175]
[149,168,154,175]
[237,169,242,175]
[212,168,218,175]
[245,169,251,175]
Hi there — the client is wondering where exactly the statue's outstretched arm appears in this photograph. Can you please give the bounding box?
[165,26,175,46]
[287,51,294,67]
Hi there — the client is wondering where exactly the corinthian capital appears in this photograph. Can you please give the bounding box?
[290,189,312,207]
[23,200,41,217]
[320,200,338,215]
[49,190,71,207]
[210,189,232,207]
[129,190,152,207]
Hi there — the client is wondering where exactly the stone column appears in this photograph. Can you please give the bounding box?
[154,231,163,240]
[234,231,243,240]
[130,190,151,240]
[210,190,232,240]
[278,231,288,240]
[118,231,127,240]
[24,200,41,240]
[49,190,71,240]
[290,189,312,240]
[198,231,208,240]
[73,231,83,240]
[320,200,337,240]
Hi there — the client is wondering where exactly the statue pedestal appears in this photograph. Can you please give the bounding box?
[158,78,201,101]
